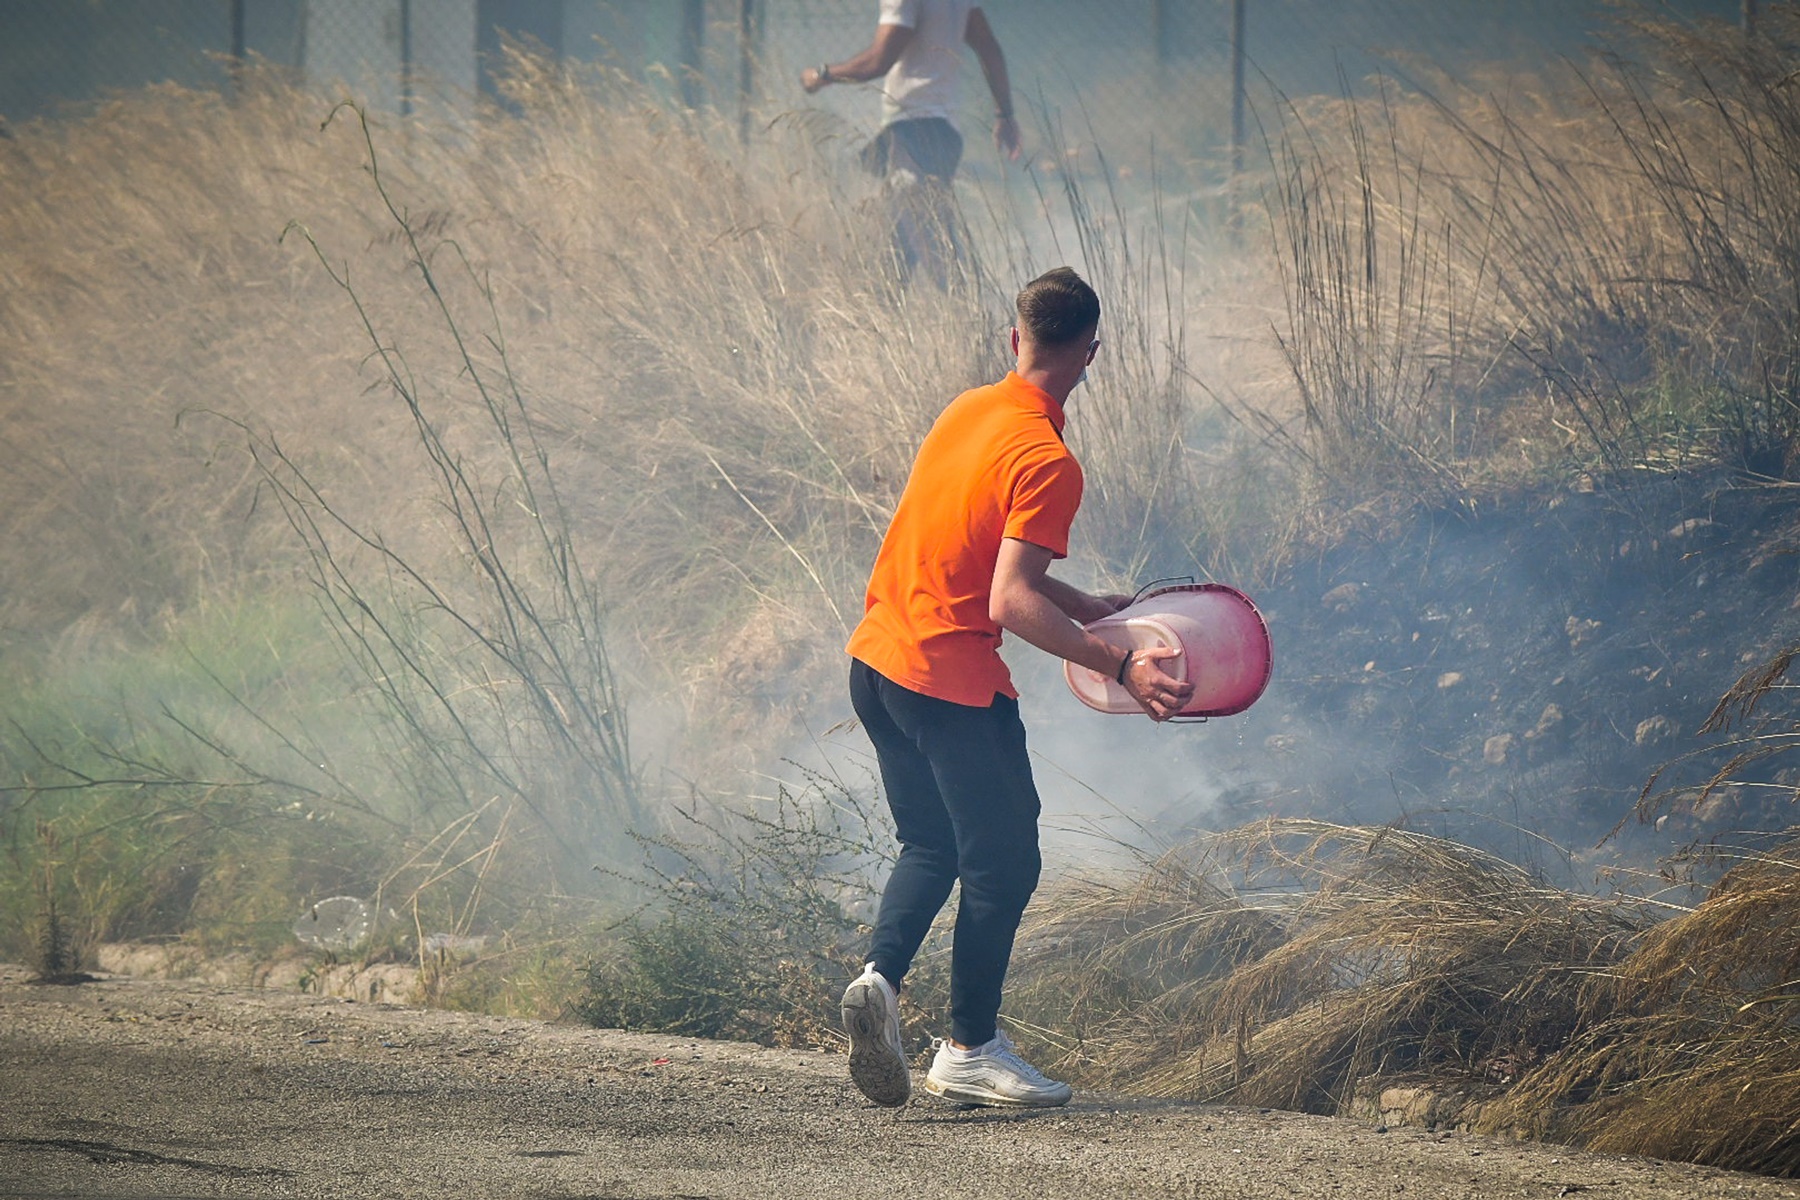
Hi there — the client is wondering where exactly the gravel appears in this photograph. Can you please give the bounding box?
[3,963,1796,1200]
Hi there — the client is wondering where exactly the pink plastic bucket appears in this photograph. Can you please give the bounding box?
[1064,583,1273,718]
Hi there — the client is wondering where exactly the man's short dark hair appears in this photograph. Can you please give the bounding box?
[1015,267,1100,347]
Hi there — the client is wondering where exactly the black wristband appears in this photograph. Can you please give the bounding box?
[1115,650,1133,686]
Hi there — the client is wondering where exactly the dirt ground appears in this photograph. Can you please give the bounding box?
[3,965,1796,1200]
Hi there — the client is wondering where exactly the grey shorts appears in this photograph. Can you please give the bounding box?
[861,116,964,182]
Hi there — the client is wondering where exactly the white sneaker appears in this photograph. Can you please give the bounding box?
[923,1031,1072,1108]
[841,964,910,1107]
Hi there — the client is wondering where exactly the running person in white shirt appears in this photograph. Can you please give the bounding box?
[800,0,1019,279]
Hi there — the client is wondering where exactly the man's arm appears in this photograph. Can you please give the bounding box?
[1033,572,1129,626]
[800,21,912,92]
[964,8,1020,159]
[991,537,1193,722]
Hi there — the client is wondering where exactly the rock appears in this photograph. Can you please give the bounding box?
[1484,733,1515,765]
[1341,1079,1472,1131]
[1436,672,1464,690]
[1524,703,1565,742]
[1635,715,1677,746]
[1694,786,1738,823]
[1379,1085,1466,1128]
[96,942,312,991]
[1524,706,1569,760]
[1565,616,1602,649]
[1322,582,1361,612]
[422,933,488,956]
[305,962,421,1005]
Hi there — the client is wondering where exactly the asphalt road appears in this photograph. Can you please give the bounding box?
[3,963,1797,1200]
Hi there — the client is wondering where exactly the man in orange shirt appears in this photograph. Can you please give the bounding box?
[840,267,1193,1109]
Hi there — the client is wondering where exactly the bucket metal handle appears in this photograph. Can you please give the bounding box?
[1131,575,1197,603]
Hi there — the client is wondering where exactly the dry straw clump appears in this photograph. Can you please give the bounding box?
[1472,644,1800,1175]
[1012,800,1800,1176]
[1009,819,1645,1110]
[1475,831,1800,1175]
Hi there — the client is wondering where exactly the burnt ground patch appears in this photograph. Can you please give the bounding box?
[1220,470,1800,884]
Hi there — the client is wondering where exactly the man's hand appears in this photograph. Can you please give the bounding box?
[994,114,1021,160]
[1120,645,1194,723]
[800,25,911,95]
[965,10,1017,161]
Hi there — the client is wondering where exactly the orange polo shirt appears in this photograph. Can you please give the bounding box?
[846,371,1084,706]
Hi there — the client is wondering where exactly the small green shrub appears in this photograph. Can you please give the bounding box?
[574,774,918,1049]
[29,829,85,983]
[0,604,393,962]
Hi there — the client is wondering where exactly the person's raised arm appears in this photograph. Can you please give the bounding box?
[800,21,912,92]
[990,537,1192,721]
[964,8,1019,159]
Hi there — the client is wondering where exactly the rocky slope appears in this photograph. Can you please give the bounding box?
[1197,470,1800,889]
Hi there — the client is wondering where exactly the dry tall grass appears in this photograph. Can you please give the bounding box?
[0,63,976,691]
[1243,7,1800,512]
[6,10,1791,825]
[0,49,1237,953]
[0,51,1242,747]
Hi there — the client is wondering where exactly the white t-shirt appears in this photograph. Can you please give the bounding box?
[877,0,976,130]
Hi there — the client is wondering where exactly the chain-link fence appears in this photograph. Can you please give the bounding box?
[0,0,1760,164]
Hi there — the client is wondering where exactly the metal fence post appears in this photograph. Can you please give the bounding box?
[399,0,413,116]
[680,0,706,109]
[1231,0,1246,177]
[229,0,246,96]
[738,0,756,144]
